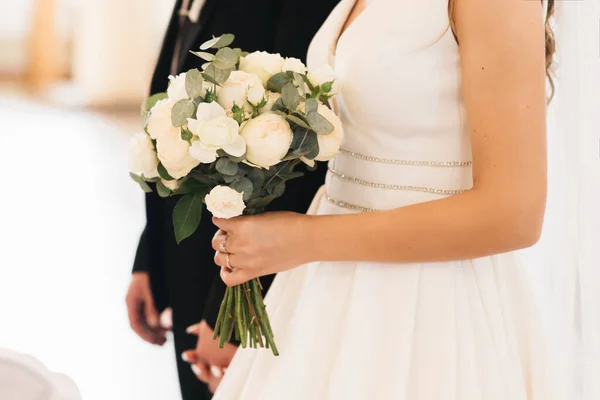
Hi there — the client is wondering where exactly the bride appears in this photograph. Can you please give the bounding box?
[210,0,558,398]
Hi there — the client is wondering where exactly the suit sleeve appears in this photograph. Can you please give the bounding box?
[132,0,181,274]
[132,191,166,273]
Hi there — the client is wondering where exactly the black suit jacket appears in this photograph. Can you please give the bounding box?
[133,0,338,329]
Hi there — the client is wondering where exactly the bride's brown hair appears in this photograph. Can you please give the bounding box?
[448,0,556,100]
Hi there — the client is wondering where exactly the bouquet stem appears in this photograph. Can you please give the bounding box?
[213,278,279,356]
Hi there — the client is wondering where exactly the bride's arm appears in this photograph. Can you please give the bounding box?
[212,0,547,285]
[310,0,548,262]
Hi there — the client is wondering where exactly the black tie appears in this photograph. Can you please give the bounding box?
[170,0,192,76]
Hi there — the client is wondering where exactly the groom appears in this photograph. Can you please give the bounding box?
[127,0,338,398]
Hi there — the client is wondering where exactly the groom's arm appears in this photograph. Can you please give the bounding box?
[127,191,169,345]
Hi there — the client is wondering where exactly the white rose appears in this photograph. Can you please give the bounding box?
[146,99,179,140]
[313,103,344,161]
[216,71,265,112]
[247,84,266,105]
[187,102,245,163]
[282,57,307,74]
[241,112,293,168]
[162,179,181,191]
[307,65,340,94]
[205,186,246,219]
[167,72,188,102]
[239,51,285,87]
[128,132,159,178]
[260,91,280,112]
[156,130,200,180]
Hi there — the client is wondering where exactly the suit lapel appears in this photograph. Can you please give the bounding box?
[177,0,218,71]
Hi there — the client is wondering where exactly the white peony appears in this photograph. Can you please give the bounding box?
[156,130,200,180]
[187,102,245,163]
[146,99,179,140]
[260,91,280,112]
[216,71,265,112]
[239,51,285,87]
[313,103,344,161]
[205,186,246,219]
[162,179,181,191]
[129,132,159,178]
[307,65,340,94]
[241,112,293,168]
[282,57,307,74]
[167,72,188,102]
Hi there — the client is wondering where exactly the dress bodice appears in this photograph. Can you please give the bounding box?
[307,0,474,211]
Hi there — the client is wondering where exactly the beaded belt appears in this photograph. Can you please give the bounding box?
[327,148,472,212]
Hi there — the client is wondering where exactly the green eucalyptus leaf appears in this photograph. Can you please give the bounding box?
[222,174,241,183]
[213,47,240,70]
[273,180,286,197]
[156,180,172,198]
[200,34,235,50]
[267,72,292,93]
[217,149,245,163]
[190,51,215,62]
[157,163,175,181]
[215,157,239,176]
[305,98,318,115]
[246,195,277,210]
[174,179,211,195]
[271,97,287,112]
[304,137,320,160]
[202,64,232,86]
[185,69,204,98]
[286,114,311,130]
[290,127,310,150]
[281,82,301,110]
[292,73,306,96]
[171,99,196,127]
[230,178,253,201]
[282,171,305,180]
[284,130,318,160]
[173,193,204,244]
[190,171,220,185]
[213,34,235,49]
[129,173,153,193]
[247,168,265,195]
[143,175,161,183]
[200,36,220,50]
[307,111,335,135]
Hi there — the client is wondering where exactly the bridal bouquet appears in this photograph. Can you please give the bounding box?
[128,34,343,355]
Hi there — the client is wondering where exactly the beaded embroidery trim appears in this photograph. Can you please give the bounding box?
[339,148,472,167]
[328,166,466,195]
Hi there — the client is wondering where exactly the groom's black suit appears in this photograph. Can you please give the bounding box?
[132,0,338,398]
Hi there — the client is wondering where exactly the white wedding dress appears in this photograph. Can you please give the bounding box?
[213,0,556,399]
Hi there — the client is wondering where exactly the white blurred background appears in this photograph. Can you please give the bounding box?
[0,0,182,398]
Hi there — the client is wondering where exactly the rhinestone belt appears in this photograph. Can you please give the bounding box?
[339,148,472,167]
[326,196,377,212]
[328,166,466,196]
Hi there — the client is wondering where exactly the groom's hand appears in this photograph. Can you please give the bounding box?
[126,272,166,345]
[182,320,237,393]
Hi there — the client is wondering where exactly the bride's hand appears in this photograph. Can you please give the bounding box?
[212,212,311,286]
